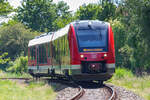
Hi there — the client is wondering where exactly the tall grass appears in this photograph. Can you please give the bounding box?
[113,67,134,79]
[0,80,56,100]
[107,67,150,100]
[0,69,31,78]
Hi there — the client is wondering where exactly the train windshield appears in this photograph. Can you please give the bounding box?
[76,28,108,52]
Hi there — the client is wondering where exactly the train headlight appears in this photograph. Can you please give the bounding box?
[104,54,107,57]
[80,55,84,58]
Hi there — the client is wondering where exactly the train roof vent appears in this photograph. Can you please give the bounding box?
[34,36,40,39]
[47,32,53,35]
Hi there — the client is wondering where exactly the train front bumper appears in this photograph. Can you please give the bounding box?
[71,65,115,81]
[72,72,114,81]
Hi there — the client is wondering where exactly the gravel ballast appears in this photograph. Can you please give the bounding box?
[55,83,144,100]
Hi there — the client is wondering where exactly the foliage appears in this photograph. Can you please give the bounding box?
[7,56,28,74]
[98,1,116,21]
[0,0,13,16]
[107,68,150,100]
[2,19,19,26]
[17,0,72,32]
[0,22,38,59]
[17,0,56,32]
[76,1,116,21]
[0,52,10,64]
[113,67,133,79]
[76,4,102,20]
[114,0,150,72]
[53,1,74,30]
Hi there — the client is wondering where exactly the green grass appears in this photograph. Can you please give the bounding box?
[107,68,150,100]
[0,80,56,100]
[0,69,31,78]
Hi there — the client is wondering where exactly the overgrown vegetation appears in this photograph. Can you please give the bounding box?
[0,69,31,78]
[0,23,38,60]
[107,68,150,100]
[0,80,56,100]
[7,56,28,74]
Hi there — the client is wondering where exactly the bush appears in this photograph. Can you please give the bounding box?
[7,56,28,74]
[113,67,134,79]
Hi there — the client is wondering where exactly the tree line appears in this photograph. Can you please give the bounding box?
[0,0,150,74]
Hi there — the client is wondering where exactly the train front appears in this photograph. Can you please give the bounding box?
[69,20,115,81]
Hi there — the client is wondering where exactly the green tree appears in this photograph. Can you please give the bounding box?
[76,4,102,20]
[17,0,57,32]
[113,0,150,73]
[0,0,13,16]
[0,52,10,64]
[56,1,70,18]
[0,23,38,59]
[98,1,116,21]
[17,0,72,32]
[54,1,74,30]
[75,2,116,21]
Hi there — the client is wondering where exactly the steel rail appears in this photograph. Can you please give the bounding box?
[69,86,85,100]
[105,85,116,100]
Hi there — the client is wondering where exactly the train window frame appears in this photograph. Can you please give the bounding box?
[29,46,36,60]
[38,44,47,64]
[75,27,109,52]
[47,43,51,58]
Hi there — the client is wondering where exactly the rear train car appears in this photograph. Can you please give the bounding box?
[28,20,115,82]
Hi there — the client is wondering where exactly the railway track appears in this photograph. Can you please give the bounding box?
[70,86,85,100]
[105,85,116,100]
[69,84,116,100]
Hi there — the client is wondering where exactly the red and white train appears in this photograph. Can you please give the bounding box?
[28,20,115,83]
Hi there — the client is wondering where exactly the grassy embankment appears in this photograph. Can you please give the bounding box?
[0,70,31,78]
[0,70,56,100]
[107,68,150,100]
[0,68,150,100]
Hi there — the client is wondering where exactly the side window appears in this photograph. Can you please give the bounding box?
[39,45,42,63]
[39,44,47,64]
[30,46,36,60]
[43,44,47,63]
[47,43,51,58]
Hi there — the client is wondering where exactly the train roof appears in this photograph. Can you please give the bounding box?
[28,24,70,47]
[72,20,109,29]
[28,20,109,47]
